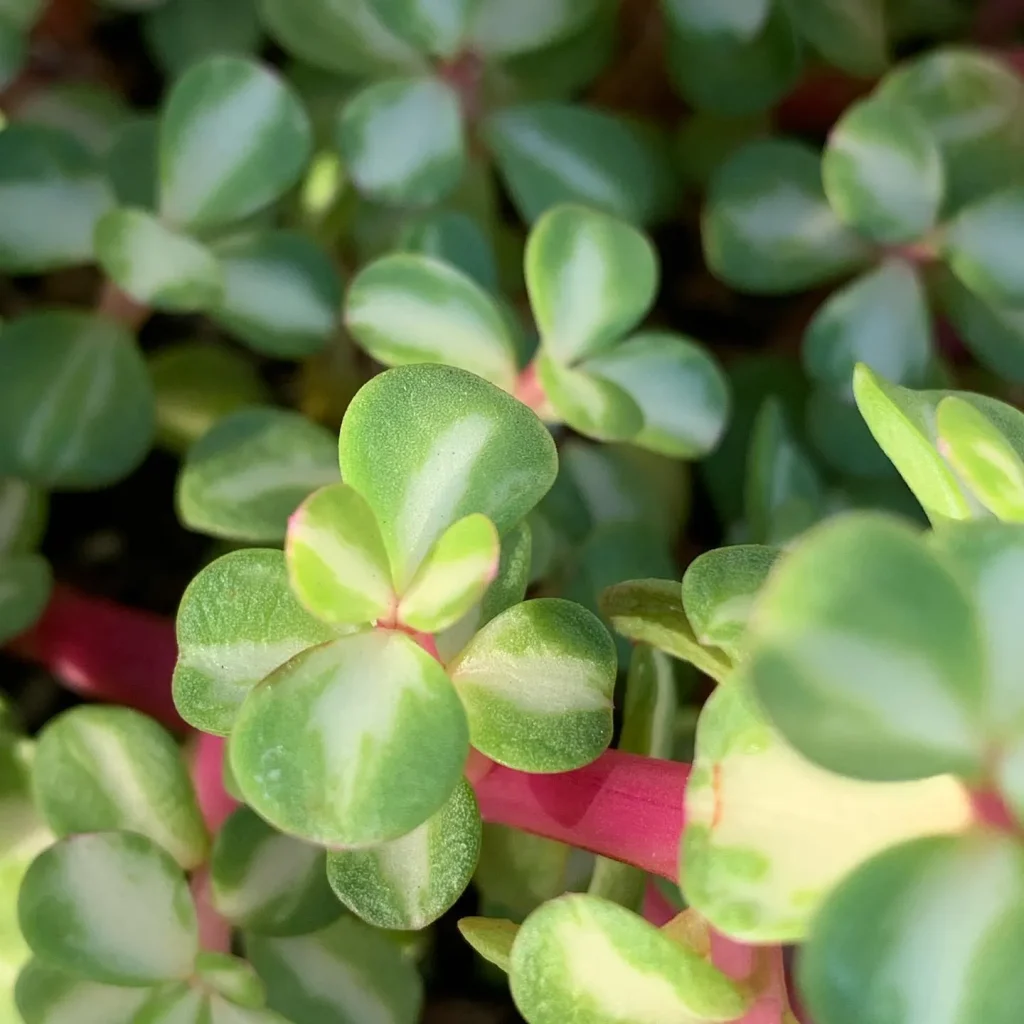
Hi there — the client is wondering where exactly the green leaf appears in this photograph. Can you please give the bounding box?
[211,806,340,937]
[745,511,987,781]
[703,139,870,294]
[803,259,934,397]
[585,331,730,458]
[682,544,781,661]
[675,110,770,189]
[0,311,154,489]
[468,0,599,57]
[231,629,469,846]
[173,548,337,735]
[177,407,339,543]
[0,477,47,555]
[18,832,197,986]
[943,188,1024,307]
[94,206,223,312]
[338,363,557,589]
[15,960,153,1024]
[395,210,499,292]
[210,230,341,359]
[144,0,262,77]
[194,952,266,1009]
[799,834,1024,1024]
[448,598,616,772]
[682,682,973,943]
[345,253,518,390]
[599,579,730,682]
[805,388,901,479]
[32,706,208,869]
[662,0,771,43]
[159,55,313,231]
[368,0,478,57]
[787,0,887,77]
[536,354,644,442]
[14,80,129,154]
[104,116,159,209]
[397,513,499,632]
[457,917,518,972]
[510,894,750,1024]
[0,18,25,92]
[526,204,657,365]
[0,554,51,646]
[0,124,115,272]
[822,97,941,245]
[327,777,480,929]
[484,103,676,225]
[286,482,395,627]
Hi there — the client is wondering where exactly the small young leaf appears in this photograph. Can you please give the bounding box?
[32,705,209,869]
[822,97,942,245]
[327,777,481,929]
[177,407,339,543]
[159,56,312,230]
[536,354,644,442]
[468,0,599,57]
[0,477,47,555]
[230,630,469,847]
[0,124,115,272]
[210,230,341,359]
[174,548,336,735]
[448,598,616,772]
[211,807,339,937]
[15,960,153,1024]
[335,77,464,207]
[457,917,518,972]
[510,894,750,1024]
[745,512,986,782]
[0,312,154,489]
[367,0,478,57]
[143,0,262,77]
[18,832,198,986]
[339,364,557,589]
[0,554,51,646]
[345,253,518,390]
[286,482,396,627]
[94,206,224,312]
[395,210,499,291]
[703,139,871,293]
[787,0,887,77]
[194,952,266,1010]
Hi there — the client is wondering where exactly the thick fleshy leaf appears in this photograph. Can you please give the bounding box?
[210,230,341,359]
[14,79,130,153]
[327,777,480,929]
[174,548,337,735]
[32,706,208,869]
[345,253,517,389]
[177,407,339,543]
[367,0,477,56]
[0,554,51,646]
[231,630,469,846]
[335,77,464,207]
[682,683,973,942]
[510,894,750,1024]
[799,834,1024,1024]
[94,206,224,312]
[0,477,47,555]
[457,918,518,972]
[745,512,987,781]
[338,363,557,588]
[703,139,871,294]
[246,917,423,1024]
[194,952,266,1009]
[15,960,153,1024]
[0,124,115,272]
[936,397,1024,521]
[537,354,643,442]
[397,513,499,632]
[395,210,498,291]
[787,0,887,77]
[286,482,395,627]
[211,806,340,937]
[585,331,729,458]
[104,116,159,209]
[806,387,899,480]
[822,97,942,245]
[159,56,312,231]
[682,544,781,661]
[803,259,933,397]
[525,204,657,365]
[662,0,770,43]
[943,189,1024,308]
[18,832,198,985]
[468,0,599,57]
[447,598,615,772]
[484,103,676,225]
[144,0,262,77]
[0,312,153,489]
[600,579,730,681]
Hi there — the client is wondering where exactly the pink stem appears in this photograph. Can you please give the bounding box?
[643,881,678,926]
[711,934,793,1024]
[191,734,238,834]
[190,867,232,953]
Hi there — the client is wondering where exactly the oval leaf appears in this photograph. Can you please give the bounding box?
[0,554,51,646]
[457,917,518,972]
[787,0,886,77]
[368,0,478,57]
[536,354,644,443]
[15,960,153,1024]
[468,0,598,57]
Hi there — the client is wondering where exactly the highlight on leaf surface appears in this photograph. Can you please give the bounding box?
[14,960,154,1024]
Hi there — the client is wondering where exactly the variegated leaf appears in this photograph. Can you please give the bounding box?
[17,832,198,985]
[536,354,643,443]
[339,364,557,589]
[15,960,153,1024]
[395,210,498,291]
[398,513,500,633]
[194,952,265,1009]
[173,548,337,735]
[230,629,469,846]
[286,482,396,627]
[211,806,340,937]
[469,0,600,59]
[327,777,481,929]
[368,0,479,57]
[682,682,973,942]
[143,0,263,77]
[663,0,771,42]
[457,917,518,972]
[94,206,224,312]
[345,253,518,390]
[32,705,209,869]
[159,56,312,230]
[448,598,616,772]
[509,894,750,1024]
[0,554,51,646]
[177,407,339,543]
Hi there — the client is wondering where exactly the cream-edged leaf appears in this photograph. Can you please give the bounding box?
[457,917,518,972]
[468,0,599,56]
[368,0,479,57]
[15,960,153,1024]
[536,353,643,443]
